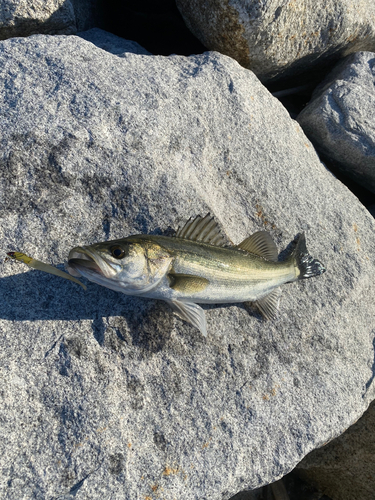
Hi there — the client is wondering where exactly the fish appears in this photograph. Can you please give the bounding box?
[67,214,326,336]
[7,251,87,290]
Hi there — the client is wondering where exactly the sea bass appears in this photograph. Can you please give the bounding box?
[67,214,325,336]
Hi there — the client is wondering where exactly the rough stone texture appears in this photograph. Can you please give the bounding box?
[78,28,152,57]
[0,33,375,500]
[297,52,375,195]
[175,0,375,83]
[296,400,375,500]
[0,0,77,40]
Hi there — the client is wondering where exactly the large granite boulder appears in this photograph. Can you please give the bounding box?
[0,0,108,41]
[1,31,375,500]
[297,51,375,195]
[0,0,205,57]
[0,0,77,40]
[175,0,375,83]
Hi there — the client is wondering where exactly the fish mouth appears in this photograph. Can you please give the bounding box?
[67,247,114,279]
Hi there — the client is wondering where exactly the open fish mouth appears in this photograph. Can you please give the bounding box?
[67,246,113,279]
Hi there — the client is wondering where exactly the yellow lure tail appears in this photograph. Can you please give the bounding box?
[7,251,87,290]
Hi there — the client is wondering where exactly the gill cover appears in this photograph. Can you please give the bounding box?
[68,239,172,294]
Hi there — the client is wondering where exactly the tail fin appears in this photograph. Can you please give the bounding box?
[288,233,326,279]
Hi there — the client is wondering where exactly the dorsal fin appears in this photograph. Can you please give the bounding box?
[176,214,227,247]
[236,231,278,261]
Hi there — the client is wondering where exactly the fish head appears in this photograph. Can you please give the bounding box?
[67,237,172,294]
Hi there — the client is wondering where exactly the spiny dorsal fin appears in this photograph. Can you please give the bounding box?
[254,288,281,320]
[168,274,209,294]
[236,231,278,261]
[167,300,207,337]
[176,214,227,247]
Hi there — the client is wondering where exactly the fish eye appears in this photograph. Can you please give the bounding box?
[110,245,125,259]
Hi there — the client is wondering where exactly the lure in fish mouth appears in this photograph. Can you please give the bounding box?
[67,214,326,337]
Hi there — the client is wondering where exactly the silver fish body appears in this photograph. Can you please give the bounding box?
[67,214,325,336]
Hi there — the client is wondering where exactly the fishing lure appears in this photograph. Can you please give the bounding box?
[7,251,86,290]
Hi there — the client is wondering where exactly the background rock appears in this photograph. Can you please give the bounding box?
[0,33,375,500]
[71,0,103,33]
[0,0,207,57]
[175,0,375,84]
[297,51,375,196]
[296,400,375,500]
[0,0,77,40]
[79,0,207,56]
[78,28,152,56]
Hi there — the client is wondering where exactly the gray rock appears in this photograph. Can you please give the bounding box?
[78,28,152,56]
[175,0,375,83]
[71,0,103,33]
[296,400,375,500]
[0,34,375,500]
[0,0,76,40]
[297,52,375,194]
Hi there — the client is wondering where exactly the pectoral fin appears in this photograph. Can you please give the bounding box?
[167,300,207,337]
[253,289,281,320]
[167,274,209,294]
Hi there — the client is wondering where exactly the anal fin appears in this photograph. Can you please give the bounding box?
[166,300,207,337]
[253,288,281,320]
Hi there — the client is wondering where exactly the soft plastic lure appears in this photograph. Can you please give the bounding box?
[7,251,87,290]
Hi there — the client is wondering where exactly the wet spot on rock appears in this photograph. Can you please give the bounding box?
[58,342,71,377]
[169,135,181,152]
[79,173,112,204]
[65,336,86,359]
[109,453,124,475]
[274,6,282,19]
[220,420,233,438]
[153,431,167,452]
[127,377,145,410]
[110,184,133,216]
[247,408,257,422]
[61,467,76,488]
